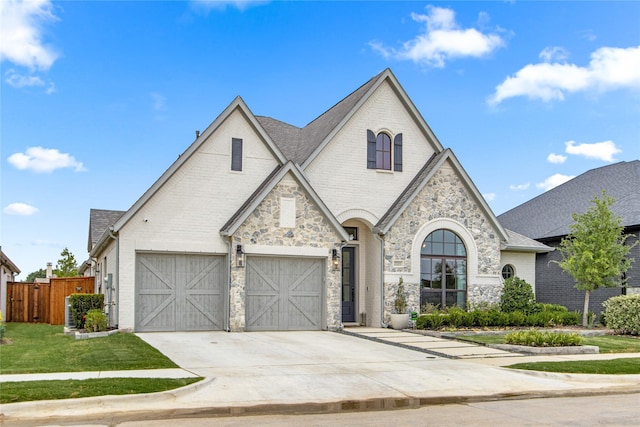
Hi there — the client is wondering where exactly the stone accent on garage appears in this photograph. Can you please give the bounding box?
[382,163,503,319]
[228,174,343,331]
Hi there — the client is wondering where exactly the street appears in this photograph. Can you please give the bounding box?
[113,392,640,427]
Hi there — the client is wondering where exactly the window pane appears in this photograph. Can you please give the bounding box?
[421,290,442,309]
[444,243,455,256]
[444,231,455,243]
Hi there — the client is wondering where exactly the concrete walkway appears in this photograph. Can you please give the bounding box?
[1,329,639,426]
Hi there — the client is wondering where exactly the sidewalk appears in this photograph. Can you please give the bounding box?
[1,329,639,426]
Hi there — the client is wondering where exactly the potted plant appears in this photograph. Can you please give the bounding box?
[390,278,410,329]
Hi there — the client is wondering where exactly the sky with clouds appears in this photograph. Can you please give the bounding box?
[1,0,639,278]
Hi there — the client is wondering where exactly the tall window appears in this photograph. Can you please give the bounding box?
[420,229,467,310]
[367,130,402,171]
[231,138,243,171]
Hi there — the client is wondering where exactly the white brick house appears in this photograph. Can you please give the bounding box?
[87,69,549,332]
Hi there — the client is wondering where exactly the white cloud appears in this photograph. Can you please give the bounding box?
[370,5,505,68]
[8,147,87,173]
[489,45,640,105]
[4,202,39,216]
[4,69,45,88]
[150,92,167,111]
[539,46,569,63]
[0,0,59,70]
[547,153,567,164]
[191,0,268,12]
[536,174,575,191]
[565,140,621,162]
[483,193,496,201]
[509,183,530,191]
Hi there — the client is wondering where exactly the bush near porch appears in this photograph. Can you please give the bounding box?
[415,304,580,330]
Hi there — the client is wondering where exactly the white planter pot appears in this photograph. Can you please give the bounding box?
[390,313,410,330]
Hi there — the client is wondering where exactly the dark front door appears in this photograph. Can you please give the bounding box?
[341,247,356,323]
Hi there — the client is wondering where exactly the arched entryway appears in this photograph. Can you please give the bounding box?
[420,229,467,309]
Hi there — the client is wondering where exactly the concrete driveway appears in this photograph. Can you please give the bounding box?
[4,330,640,425]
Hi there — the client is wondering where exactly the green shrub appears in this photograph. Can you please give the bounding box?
[0,324,5,341]
[84,309,108,332]
[500,277,537,314]
[472,310,491,327]
[538,303,568,313]
[603,295,640,335]
[559,311,580,326]
[70,294,104,329]
[509,311,526,327]
[416,313,444,329]
[446,307,465,328]
[505,330,583,347]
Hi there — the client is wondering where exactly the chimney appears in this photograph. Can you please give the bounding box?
[46,262,53,278]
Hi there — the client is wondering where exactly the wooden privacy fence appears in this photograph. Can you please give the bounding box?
[6,277,95,324]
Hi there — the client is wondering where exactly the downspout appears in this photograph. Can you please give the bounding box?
[225,238,232,332]
[107,228,119,329]
[374,233,387,328]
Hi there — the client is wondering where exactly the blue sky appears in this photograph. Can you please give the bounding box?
[2,0,639,279]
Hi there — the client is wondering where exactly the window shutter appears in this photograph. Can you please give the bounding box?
[394,133,403,172]
[367,130,376,169]
[232,138,243,171]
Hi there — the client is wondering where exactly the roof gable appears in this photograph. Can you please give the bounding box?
[374,148,508,241]
[498,160,640,240]
[220,161,349,242]
[113,97,286,233]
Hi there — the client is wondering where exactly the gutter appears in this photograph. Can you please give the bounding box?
[107,228,119,329]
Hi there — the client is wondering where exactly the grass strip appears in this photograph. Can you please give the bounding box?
[457,334,640,353]
[0,377,202,404]
[1,323,178,374]
[507,358,640,375]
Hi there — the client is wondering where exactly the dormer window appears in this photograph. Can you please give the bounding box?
[367,130,402,171]
[231,138,243,171]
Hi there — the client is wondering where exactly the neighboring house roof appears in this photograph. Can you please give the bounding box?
[373,148,509,242]
[502,229,554,253]
[0,250,21,274]
[498,160,640,240]
[257,68,445,167]
[88,209,125,252]
[220,161,349,242]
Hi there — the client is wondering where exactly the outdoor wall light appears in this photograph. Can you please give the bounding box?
[236,244,245,268]
[331,249,340,270]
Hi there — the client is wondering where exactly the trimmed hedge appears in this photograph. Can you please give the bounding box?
[603,295,640,335]
[415,306,580,330]
[69,294,104,329]
[500,277,537,314]
[505,330,583,347]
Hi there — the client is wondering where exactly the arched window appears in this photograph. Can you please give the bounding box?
[420,229,467,310]
[367,130,402,171]
[501,264,515,280]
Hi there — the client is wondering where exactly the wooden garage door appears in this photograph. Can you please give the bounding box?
[136,253,225,332]
[246,256,323,331]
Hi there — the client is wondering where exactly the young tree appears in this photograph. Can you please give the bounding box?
[54,247,79,277]
[555,191,637,326]
[25,268,47,282]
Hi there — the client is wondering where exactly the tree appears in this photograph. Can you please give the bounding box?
[555,191,637,326]
[25,268,47,283]
[54,247,79,277]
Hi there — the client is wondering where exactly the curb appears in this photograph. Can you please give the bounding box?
[3,384,640,426]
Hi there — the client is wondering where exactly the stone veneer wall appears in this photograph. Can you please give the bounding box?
[383,164,503,319]
[229,177,343,331]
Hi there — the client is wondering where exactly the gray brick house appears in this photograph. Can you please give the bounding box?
[498,160,640,316]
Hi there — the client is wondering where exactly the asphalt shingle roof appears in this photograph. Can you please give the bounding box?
[88,209,126,251]
[256,70,384,164]
[497,160,640,240]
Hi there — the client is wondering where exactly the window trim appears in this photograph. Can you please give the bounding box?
[231,138,243,172]
[367,129,402,172]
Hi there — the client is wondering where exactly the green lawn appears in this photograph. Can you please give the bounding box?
[0,378,201,404]
[0,323,178,374]
[457,333,640,354]
[508,358,640,375]
[0,323,201,403]
[456,332,640,374]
